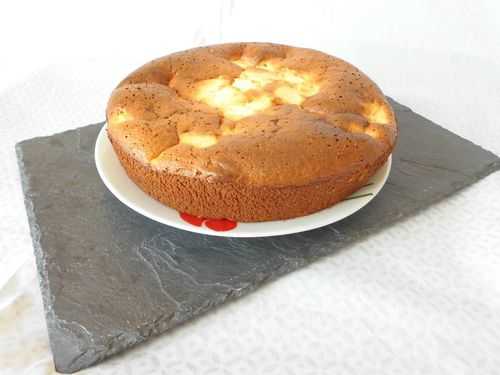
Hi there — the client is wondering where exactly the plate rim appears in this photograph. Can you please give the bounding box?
[95,124,391,237]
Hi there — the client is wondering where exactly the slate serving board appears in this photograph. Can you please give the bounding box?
[16,99,500,373]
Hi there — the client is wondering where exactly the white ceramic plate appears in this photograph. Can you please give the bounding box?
[95,125,391,237]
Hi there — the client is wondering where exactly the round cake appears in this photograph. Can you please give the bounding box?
[106,42,397,222]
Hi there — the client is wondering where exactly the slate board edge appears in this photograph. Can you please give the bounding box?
[14,99,500,372]
[16,145,62,368]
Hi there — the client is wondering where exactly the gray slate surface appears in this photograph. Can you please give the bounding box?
[16,99,500,373]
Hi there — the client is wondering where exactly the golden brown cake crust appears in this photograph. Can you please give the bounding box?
[106,42,397,222]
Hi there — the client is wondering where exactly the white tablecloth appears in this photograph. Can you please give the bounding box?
[1,1,500,374]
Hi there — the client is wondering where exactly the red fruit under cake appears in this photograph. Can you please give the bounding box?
[106,42,397,222]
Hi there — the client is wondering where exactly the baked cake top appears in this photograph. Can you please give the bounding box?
[106,43,397,187]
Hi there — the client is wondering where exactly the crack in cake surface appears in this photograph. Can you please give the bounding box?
[191,59,320,122]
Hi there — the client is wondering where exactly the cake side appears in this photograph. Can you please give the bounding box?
[108,135,389,221]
